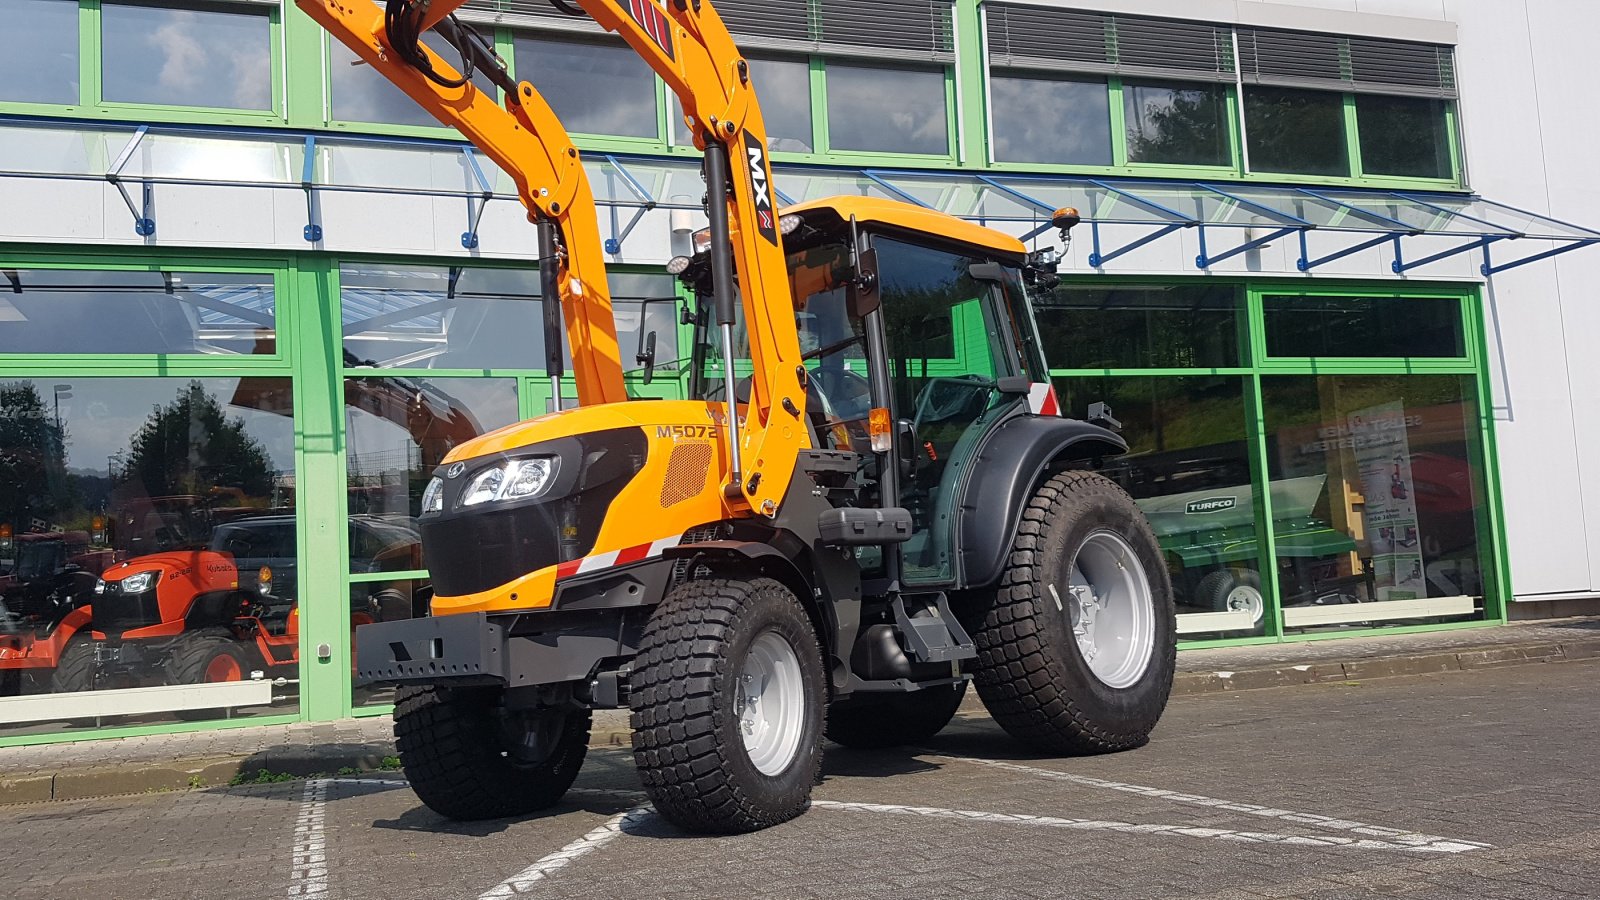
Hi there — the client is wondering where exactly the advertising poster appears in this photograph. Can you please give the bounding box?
[1350,401,1425,600]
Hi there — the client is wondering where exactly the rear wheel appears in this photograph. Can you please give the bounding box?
[50,635,96,692]
[631,577,825,834]
[826,681,968,749]
[395,685,590,821]
[969,471,1176,754]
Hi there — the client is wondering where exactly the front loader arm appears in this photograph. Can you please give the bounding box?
[295,0,627,407]
[564,0,807,517]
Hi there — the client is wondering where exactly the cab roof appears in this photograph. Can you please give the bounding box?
[783,195,1027,259]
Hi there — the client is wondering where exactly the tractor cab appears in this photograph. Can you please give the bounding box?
[674,196,1104,591]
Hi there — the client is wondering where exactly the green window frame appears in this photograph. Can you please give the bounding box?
[1045,277,1508,652]
[0,0,288,128]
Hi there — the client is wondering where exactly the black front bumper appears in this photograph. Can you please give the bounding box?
[353,610,638,690]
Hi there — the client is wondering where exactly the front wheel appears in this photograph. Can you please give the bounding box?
[1196,568,1265,627]
[630,577,825,834]
[395,685,590,821]
[968,471,1176,754]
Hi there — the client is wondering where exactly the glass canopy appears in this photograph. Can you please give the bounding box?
[2,118,1596,276]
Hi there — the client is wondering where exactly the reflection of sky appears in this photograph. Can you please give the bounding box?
[826,64,948,155]
[991,75,1112,166]
[101,4,272,110]
[674,56,813,152]
[22,378,295,479]
[330,32,498,128]
[518,38,658,139]
[10,0,79,105]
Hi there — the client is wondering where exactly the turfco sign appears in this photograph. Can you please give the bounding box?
[1186,496,1237,515]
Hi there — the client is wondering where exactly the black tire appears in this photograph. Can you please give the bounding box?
[630,577,825,834]
[395,684,591,821]
[968,471,1176,755]
[167,629,258,686]
[1195,568,1265,626]
[826,681,968,749]
[167,629,262,720]
[50,635,97,692]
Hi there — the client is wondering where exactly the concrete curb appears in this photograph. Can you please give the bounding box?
[1169,637,1600,696]
[4,634,1597,806]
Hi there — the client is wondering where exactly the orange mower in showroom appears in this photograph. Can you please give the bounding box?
[305,0,1176,834]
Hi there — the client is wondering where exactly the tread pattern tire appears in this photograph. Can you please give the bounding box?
[1196,568,1264,625]
[826,681,968,749]
[50,635,96,693]
[395,685,590,821]
[167,629,256,685]
[630,577,825,834]
[968,471,1176,755]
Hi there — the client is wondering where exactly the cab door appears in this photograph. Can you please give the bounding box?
[869,236,1027,586]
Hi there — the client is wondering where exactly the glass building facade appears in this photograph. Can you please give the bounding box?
[2,0,1577,746]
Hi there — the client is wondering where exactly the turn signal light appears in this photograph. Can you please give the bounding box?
[869,407,892,454]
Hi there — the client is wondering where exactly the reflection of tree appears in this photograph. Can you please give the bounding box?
[1244,88,1346,175]
[0,382,68,527]
[114,381,273,498]
[1126,86,1227,165]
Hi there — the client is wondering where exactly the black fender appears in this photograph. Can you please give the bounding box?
[183,589,250,630]
[955,415,1128,590]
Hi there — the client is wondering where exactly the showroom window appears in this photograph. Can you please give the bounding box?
[1258,374,1490,633]
[328,30,499,131]
[1356,95,1454,180]
[1,0,281,120]
[515,35,661,141]
[1242,86,1348,177]
[673,55,816,154]
[1122,80,1233,168]
[1043,281,1503,647]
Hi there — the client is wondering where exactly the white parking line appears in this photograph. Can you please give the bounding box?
[477,807,652,898]
[287,778,331,898]
[811,800,1485,853]
[942,756,1493,853]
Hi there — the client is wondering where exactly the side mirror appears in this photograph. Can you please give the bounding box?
[635,330,658,386]
[848,247,880,318]
[968,261,1007,282]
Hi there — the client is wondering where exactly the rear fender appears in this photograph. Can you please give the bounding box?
[955,415,1127,590]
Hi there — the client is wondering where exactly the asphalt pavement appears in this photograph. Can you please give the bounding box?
[7,657,1598,899]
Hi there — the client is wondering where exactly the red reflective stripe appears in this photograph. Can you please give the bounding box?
[1040,386,1060,417]
[555,559,583,580]
[614,543,652,565]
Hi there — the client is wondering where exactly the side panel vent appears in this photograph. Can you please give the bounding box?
[660,443,714,509]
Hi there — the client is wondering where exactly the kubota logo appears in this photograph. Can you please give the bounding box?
[446,462,466,478]
[1185,496,1238,515]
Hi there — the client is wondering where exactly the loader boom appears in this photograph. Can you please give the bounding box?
[296,0,807,515]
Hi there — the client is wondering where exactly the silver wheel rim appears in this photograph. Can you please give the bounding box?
[1226,583,1265,625]
[1063,530,1156,689]
[736,630,805,776]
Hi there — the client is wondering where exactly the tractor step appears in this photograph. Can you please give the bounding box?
[892,592,976,665]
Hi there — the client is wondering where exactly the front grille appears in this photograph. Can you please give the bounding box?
[93,590,163,637]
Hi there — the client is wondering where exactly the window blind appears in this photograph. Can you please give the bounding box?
[1239,27,1457,99]
[985,5,1235,83]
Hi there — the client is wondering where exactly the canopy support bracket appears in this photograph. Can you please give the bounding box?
[1481,239,1600,276]
[1088,221,1190,268]
[461,148,494,249]
[1196,225,1300,270]
[1393,235,1504,274]
[106,125,154,237]
[1297,231,1403,272]
[302,135,322,243]
[602,154,656,254]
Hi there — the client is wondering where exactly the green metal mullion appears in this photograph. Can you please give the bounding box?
[1445,101,1465,187]
[953,0,986,166]
[283,0,328,129]
[810,57,830,155]
[78,0,98,109]
[1343,93,1365,179]
[1048,368,1252,378]
[1470,288,1513,622]
[1108,77,1130,168]
[1243,287,1284,640]
[269,6,287,121]
[1224,85,1244,175]
[1279,619,1496,644]
[1177,634,1280,651]
[349,569,429,584]
[288,254,350,723]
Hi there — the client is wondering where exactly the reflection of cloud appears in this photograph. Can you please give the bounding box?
[109,5,272,110]
[991,77,1112,165]
[521,40,659,138]
[826,66,948,155]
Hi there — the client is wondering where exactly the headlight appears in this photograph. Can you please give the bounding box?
[421,476,445,513]
[461,466,506,507]
[504,458,557,499]
[459,457,560,507]
[119,570,160,594]
[93,578,105,595]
